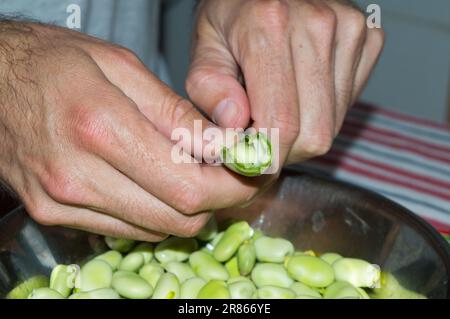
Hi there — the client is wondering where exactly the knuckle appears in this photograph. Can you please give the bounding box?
[251,0,289,34]
[185,67,216,96]
[41,167,84,204]
[26,200,56,226]
[305,5,337,39]
[163,96,195,130]
[109,45,142,69]
[270,111,300,144]
[181,214,210,238]
[70,106,114,148]
[342,9,367,40]
[301,131,333,156]
[173,179,206,215]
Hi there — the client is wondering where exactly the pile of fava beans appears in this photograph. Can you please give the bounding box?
[8,218,426,299]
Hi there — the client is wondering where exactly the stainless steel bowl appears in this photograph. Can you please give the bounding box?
[0,169,449,298]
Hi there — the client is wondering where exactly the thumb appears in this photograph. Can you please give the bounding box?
[186,43,250,129]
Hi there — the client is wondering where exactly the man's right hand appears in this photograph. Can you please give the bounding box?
[0,21,260,241]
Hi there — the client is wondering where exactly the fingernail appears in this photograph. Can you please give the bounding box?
[212,99,240,128]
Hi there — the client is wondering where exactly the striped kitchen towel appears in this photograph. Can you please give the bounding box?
[296,102,450,237]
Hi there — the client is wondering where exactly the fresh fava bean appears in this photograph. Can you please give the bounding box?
[370,272,426,299]
[229,280,257,299]
[28,288,64,299]
[68,288,120,299]
[290,282,322,298]
[254,236,294,263]
[250,229,264,242]
[213,221,253,262]
[323,281,362,299]
[152,273,180,299]
[112,271,153,299]
[118,252,144,272]
[139,262,165,288]
[257,286,295,299]
[155,237,198,264]
[357,287,370,299]
[205,231,224,252]
[237,242,256,276]
[180,277,206,299]
[197,280,230,299]
[49,264,79,297]
[320,252,343,265]
[189,251,229,281]
[164,262,195,283]
[333,258,380,288]
[227,276,252,285]
[95,250,123,270]
[225,257,240,277]
[286,255,335,288]
[251,263,293,288]
[6,276,49,299]
[196,216,218,241]
[105,237,136,253]
[79,259,113,292]
[131,242,154,263]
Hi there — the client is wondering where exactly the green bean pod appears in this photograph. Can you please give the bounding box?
[197,280,230,299]
[131,242,154,263]
[164,262,196,283]
[320,252,343,265]
[152,273,180,299]
[104,237,136,253]
[69,288,120,299]
[95,250,123,270]
[254,236,294,263]
[229,280,257,299]
[257,286,296,299]
[213,221,253,262]
[290,282,322,298]
[28,287,64,299]
[6,276,49,299]
[79,259,113,292]
[251,263,293,288]
[333,258,380,288]
[155,237,198,264]
[49,264,79,297]
[237,242,256,276]
[118,252,145,272]
[112,271,153,299]
[139,262,165,288]
[180,277,206,299]
[189,251,229,281]
[286,255,335,288]
[196,216,218,241]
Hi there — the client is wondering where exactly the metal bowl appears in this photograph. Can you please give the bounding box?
[0,169,449,298]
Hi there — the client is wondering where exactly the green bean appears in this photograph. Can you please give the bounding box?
[180,277,206,299]
[79,259,113,292]
[290,282,322,298]
[164,262,196,283]
[139,262,165,288]
[286,255,335,288]
[197,280,230,299]
[229,280,257,299]
[237,242,256,276]
[333,258,380,288]
[95,250,123,270]
[189,251,229,281]
[152,273,180,299]
[257,286,295,299]
[49,264,79,297]
[7,275,49,299]
[69,288,120,299]
[320,252,343,265]
[155,237,198,264]
[131,242,154,263]
[323,281,361,299]
[112,270,153,299]
[251,263,293,288]
[225,256,240,277]
[118,252,144,272]
[254,236,294,263]
[196,216,218,241]
[28,288,64,299]
[213,221,253,262]
[104,237,136,253]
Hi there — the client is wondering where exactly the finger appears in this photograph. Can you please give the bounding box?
[186,19,250,129]
[287,3,337,163]
[325,1,367,132]
[351,27,385,104]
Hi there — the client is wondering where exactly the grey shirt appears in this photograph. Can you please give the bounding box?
[0,0,170,81]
